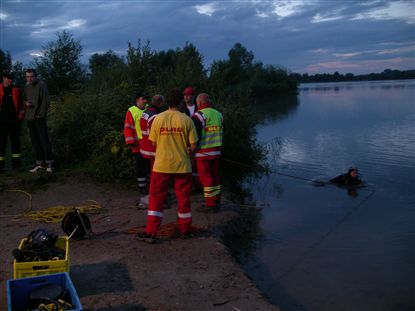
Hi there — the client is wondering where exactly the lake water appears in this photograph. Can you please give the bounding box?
[244,80,415,311]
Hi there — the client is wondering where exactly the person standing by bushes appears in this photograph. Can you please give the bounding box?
[138,88,198,243]
[192,93,224,212]
[139,94,164,171]
[181,86,197,116]
[24,69,54,173]
[181,86,203,193]
[0,71,24,172]
[124,91,149,194]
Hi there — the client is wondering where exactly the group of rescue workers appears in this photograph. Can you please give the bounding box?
[1,69,224,244]
[124,87,224,243]
[0,69,54,174]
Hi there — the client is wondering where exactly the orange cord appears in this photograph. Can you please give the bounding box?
[126,222,208,238]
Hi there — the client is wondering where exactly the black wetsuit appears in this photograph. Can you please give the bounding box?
[330,174,362,186]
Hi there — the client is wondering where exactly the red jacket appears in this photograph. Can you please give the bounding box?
[124,108,140,153]
[139,105,160,159]
[0,84,24,121]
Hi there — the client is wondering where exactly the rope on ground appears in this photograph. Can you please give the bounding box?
[126,223,208,238]
[91,214,131,235]
[5,189,33,212]
[1,188,102,223]
[19,200,102,223]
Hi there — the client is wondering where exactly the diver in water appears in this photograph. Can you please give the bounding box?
[330,167,363,187]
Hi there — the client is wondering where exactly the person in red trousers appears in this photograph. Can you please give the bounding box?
[192,93,224,212]
[138,89,198,244]
[139,94,164,171]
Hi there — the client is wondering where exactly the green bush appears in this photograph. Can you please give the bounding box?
[85,130,133,182]
[213,89,267,197]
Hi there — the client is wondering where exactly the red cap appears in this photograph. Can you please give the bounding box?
[183,87,194,95]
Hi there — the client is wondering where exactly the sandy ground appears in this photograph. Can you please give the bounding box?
[0,174,279,311]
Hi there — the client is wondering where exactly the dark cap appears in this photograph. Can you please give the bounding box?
[134,90,147,99]
[2,70,14,79]
[183,87,194,96]
[348,167,359,175]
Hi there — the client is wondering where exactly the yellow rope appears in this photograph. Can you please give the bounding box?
[5,189,33,212]
[1,189,101,222]
[18,200,101,223]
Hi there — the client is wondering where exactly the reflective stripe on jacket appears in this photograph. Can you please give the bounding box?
[192,105,223,159]
[124,105,144,153]
[139,105,160,159]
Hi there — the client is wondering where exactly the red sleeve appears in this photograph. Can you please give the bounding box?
[140,114,147,134]
[124,110,138,146]
[9,87,25,121]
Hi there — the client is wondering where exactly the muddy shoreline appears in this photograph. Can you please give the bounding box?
[0,175,279,311]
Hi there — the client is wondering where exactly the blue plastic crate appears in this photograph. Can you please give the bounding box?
[7,272,82,311]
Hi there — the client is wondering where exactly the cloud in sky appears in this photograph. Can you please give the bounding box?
[194,3,217,16]
[31,18,87,37]
[1,0,414,74]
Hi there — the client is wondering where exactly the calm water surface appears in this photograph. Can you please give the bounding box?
[245,80,415,311]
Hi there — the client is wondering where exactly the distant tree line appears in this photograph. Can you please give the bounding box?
[292,69,415,83]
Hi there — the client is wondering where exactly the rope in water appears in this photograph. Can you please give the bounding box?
[220,154,379,276]
[220,155,365,186]
[220,154,379,278]
[279,188,376,279]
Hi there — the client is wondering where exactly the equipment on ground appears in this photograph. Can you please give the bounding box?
[61,210,91,240]
[12,229,65,263]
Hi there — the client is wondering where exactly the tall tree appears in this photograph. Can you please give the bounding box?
[172,42,206,88]
[33,30,86,95]
[89,50,125,76]
[88,50,127,89]
[127,39,154,89]
[228,42,254,69]
[11,61,26,88]
[0,49,12,73]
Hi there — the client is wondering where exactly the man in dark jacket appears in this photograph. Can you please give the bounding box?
[24,69,54,173]
[0,71,24,172]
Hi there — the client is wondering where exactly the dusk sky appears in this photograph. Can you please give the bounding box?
[1,0,414,74]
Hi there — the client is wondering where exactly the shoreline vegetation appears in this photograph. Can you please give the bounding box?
[293,69,415,83]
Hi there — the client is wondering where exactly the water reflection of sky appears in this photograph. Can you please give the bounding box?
[245,80,415,311]
[257,80,415,183]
